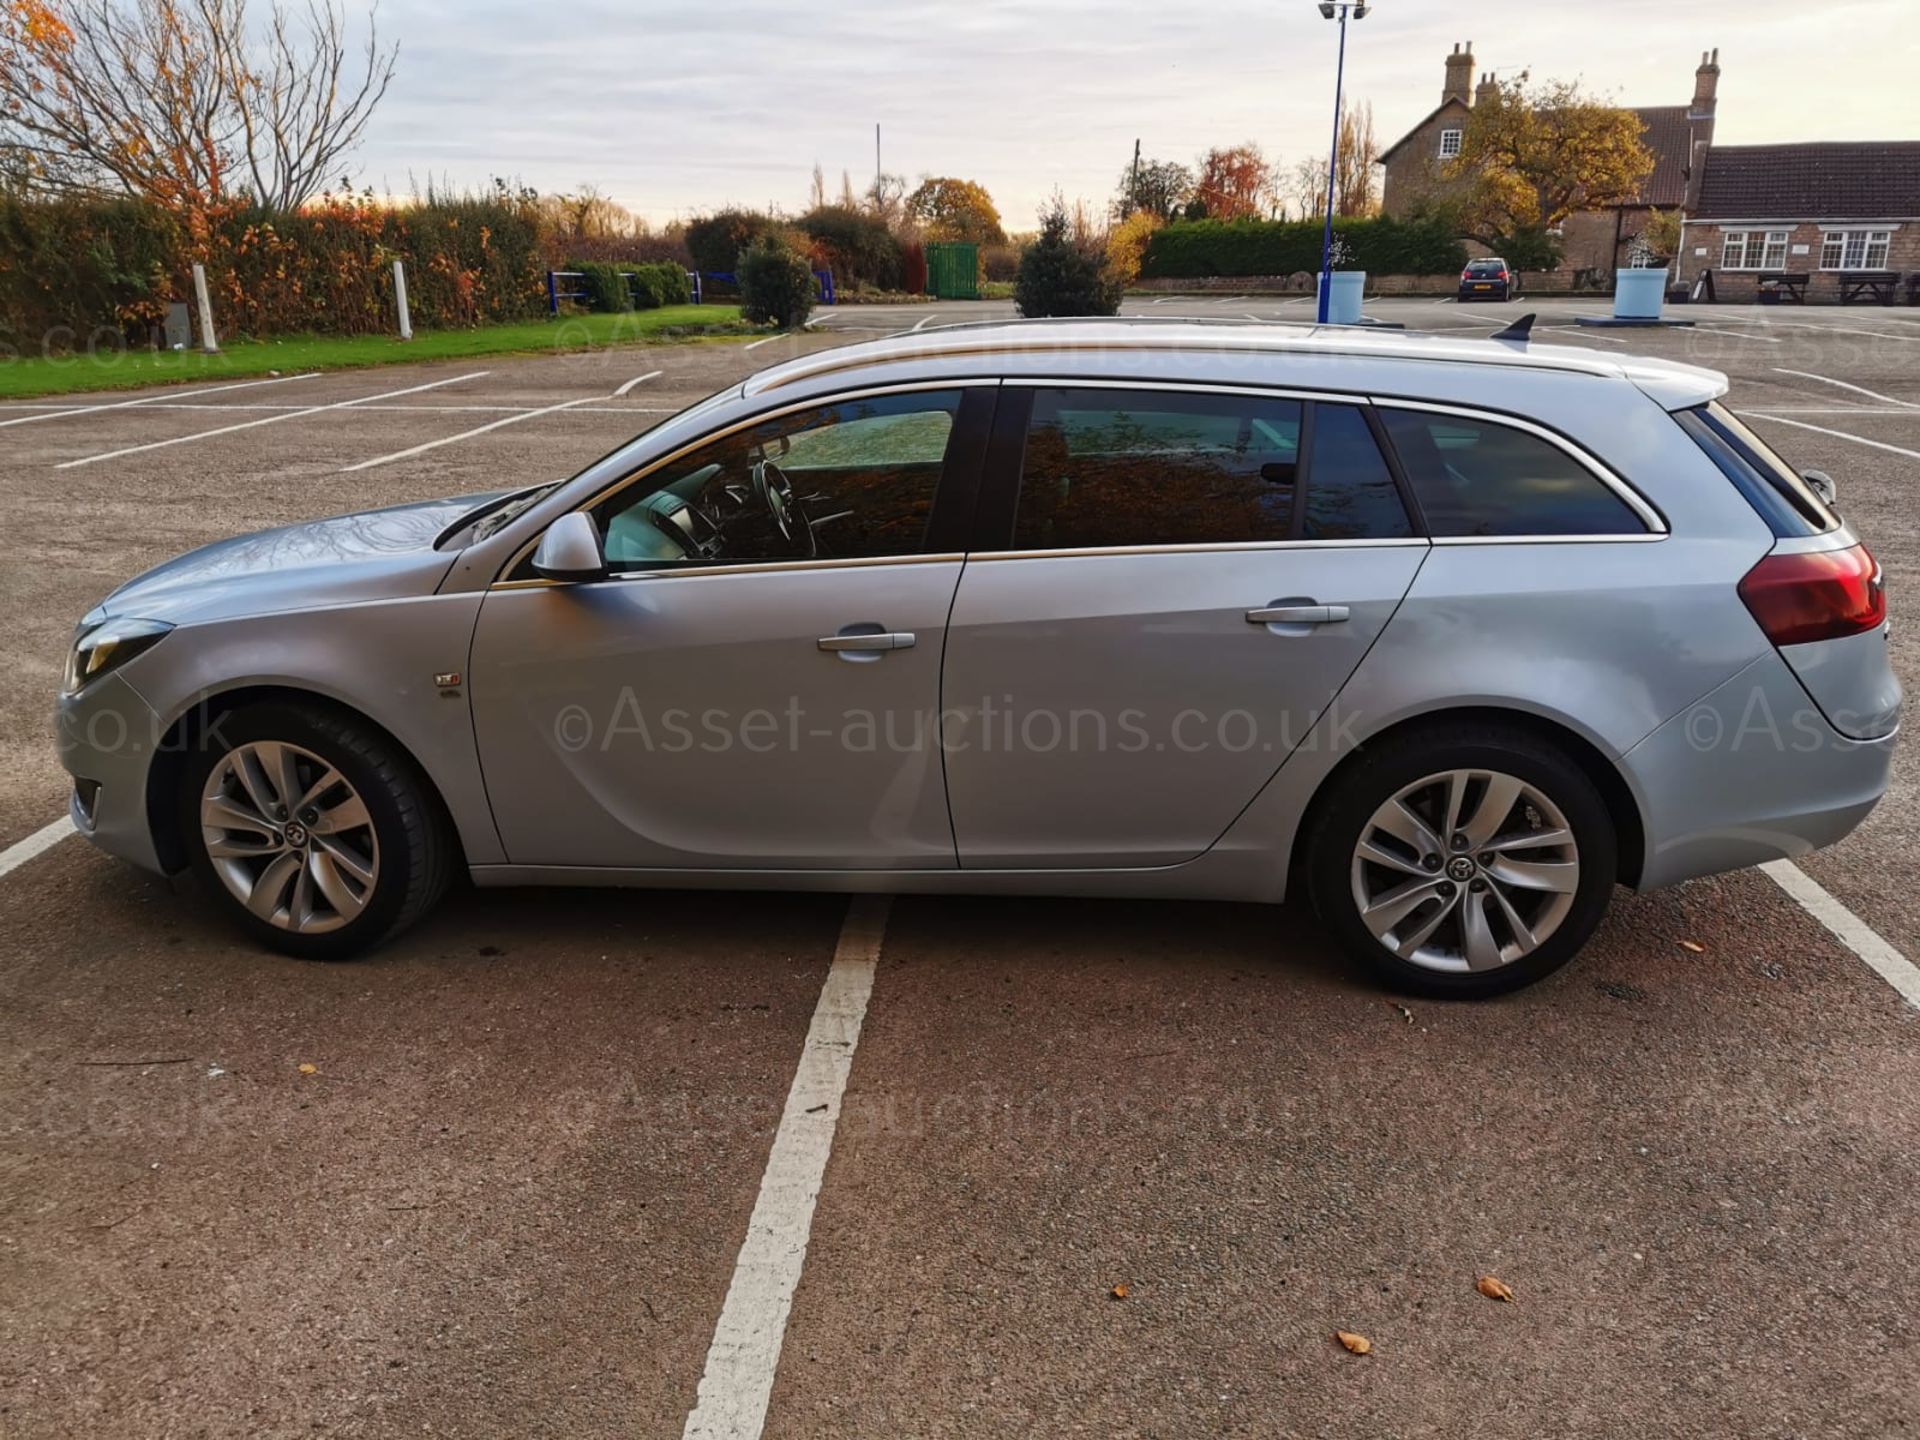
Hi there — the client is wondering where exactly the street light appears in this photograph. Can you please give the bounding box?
[1314,1,1370,323]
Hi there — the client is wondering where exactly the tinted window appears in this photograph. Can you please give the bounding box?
[1674,403,1836,538]
[1012,388,1302,550]
[594,390,961,569]
[1304,404,1412,539]
[1378,408,1646,537]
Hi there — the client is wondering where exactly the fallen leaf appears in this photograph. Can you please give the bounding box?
[297,1063,318,1075]
[1679,940,1706,953]
[1476,1275,1515,1303]
[1336,1330,1372,1354]
[1110,1283,1129,1300]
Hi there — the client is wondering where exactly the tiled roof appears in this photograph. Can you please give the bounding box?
[1629,106,1701,208]
[1693,142,1920,220]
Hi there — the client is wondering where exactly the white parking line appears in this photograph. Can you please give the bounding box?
[743,335,783,352]
[0,372,320,431]
[1764,861,1920,1009]
[682,895,889,1440]
[1772,368,1919,409]
[341,395,601,472]
[56,372,490,469]
[1736,413,1920,462]
[1694,326,1784,343]
[0,817,75,880]
[613,369,663,397]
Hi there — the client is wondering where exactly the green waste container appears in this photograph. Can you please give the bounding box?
[925,243,979,300]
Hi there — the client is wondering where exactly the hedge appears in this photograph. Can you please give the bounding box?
[1,191,547,348]
[1140,216,1467,279]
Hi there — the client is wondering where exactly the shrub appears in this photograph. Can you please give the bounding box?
[1139,215,1466,279]
[797,204,901,289]
[1105,210,1161,287]
[979,243,1021,282]
[1014,204,1122,318]
[900,239,928,296]
[566,259,634,312]
[628,260,692,308]
[684,208,779,276]
[738,235,815,328]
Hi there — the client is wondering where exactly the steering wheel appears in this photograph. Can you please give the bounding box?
[752,459,816,558]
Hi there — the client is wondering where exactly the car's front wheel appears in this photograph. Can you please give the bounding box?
[180,703,453,959]
[1305,724,1617,998]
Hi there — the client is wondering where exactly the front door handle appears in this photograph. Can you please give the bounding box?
[1246,605,1350,626]
[818,631,916,652]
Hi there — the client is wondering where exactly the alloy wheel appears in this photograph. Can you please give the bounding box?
[199,740,380,934]
[1349,767,1580,974]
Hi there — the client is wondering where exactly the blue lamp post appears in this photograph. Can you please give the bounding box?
[1315,1,1370,324]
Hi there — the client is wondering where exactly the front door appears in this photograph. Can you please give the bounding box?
[941,385,1429,868]
[470,385,989,870]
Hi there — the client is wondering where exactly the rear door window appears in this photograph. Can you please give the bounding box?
[1303,404,1413,540]
[1378,407,1648,537]
[1012,388,1303,549]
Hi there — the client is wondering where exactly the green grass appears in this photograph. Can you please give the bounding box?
[0,305,755,399]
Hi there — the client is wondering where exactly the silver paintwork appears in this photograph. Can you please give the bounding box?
[55,321,1896,935]
[199,740,379,933]
[1351,768,1578,973]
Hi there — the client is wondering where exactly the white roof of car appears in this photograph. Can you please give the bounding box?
[744,317,1728,410]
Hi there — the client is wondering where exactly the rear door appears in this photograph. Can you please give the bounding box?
[941,383,1430,869]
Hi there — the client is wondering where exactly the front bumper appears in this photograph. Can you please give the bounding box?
[1626,650,1896,890]
[54,671,168,874]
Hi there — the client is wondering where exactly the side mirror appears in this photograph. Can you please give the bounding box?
[1803,469,1839,506]
[532,512,606,584]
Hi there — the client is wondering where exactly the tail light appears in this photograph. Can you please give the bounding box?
[1739,543,1886,647]
[1496,270,1510,280]
[1461,269,1473,281]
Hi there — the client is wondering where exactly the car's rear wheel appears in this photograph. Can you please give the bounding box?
[180,703,453,959]
[1305,724,1617,997]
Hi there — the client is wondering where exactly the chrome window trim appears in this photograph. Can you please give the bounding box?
[492,552,968,591]
[493,379,997,586]
[970,538,1429,562]
[1369,395,1669,535]
[1428,533,1669,547]
[1768,525,1861,556]
[999,376,1338,405]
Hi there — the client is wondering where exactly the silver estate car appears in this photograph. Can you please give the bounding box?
[56,321,1899,996]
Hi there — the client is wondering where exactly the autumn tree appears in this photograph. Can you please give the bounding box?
[1334,101,1380,217]
[1112,155,1191,222]
[1288,156,1327,223]
[1193,143,1273,221]
[0,0,395,213]
[1446,75,1654,247]
[905,176,1005,245]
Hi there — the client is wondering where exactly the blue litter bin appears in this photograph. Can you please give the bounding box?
[1322,271,1367,325]
[1614,267,1668,321]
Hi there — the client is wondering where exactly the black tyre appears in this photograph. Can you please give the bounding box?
[1305,723,1617,998]
[179,703,453,959]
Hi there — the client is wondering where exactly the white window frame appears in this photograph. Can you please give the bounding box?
[1820,227,1894,271]
[1720,229,1791,271]
[1438,128,1462,159]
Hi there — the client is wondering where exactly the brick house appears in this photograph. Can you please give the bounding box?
[1378,42,1720,281]
[1676,143,1920,301]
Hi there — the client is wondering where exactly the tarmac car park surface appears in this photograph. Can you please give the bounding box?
[2,297,1917,1438]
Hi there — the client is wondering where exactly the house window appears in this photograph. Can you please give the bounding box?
[1438,128,1462,159]
[1820,229,1894,270]
[1720,230,1790,271]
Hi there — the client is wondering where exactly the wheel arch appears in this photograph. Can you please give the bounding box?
[146,684,465,875]
[1286,705,1648,890]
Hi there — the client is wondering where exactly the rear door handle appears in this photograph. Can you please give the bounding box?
[818,631,916,652]
[1246,605,1350,625]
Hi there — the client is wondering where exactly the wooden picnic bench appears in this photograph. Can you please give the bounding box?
[1838,271,1901,306]
[1756,271,1810,303]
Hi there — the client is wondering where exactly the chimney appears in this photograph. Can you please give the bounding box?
[1444,41,1475,106]
[1692,47,1720,118]
[1476,74,1500,107]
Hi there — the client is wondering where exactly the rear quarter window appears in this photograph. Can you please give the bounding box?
[1378,407,1649,537]
[1674,403,1838,538]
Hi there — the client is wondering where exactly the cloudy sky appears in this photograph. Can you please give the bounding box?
[350,0,1918,229]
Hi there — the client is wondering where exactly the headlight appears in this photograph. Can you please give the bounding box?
[62,618,173,696]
